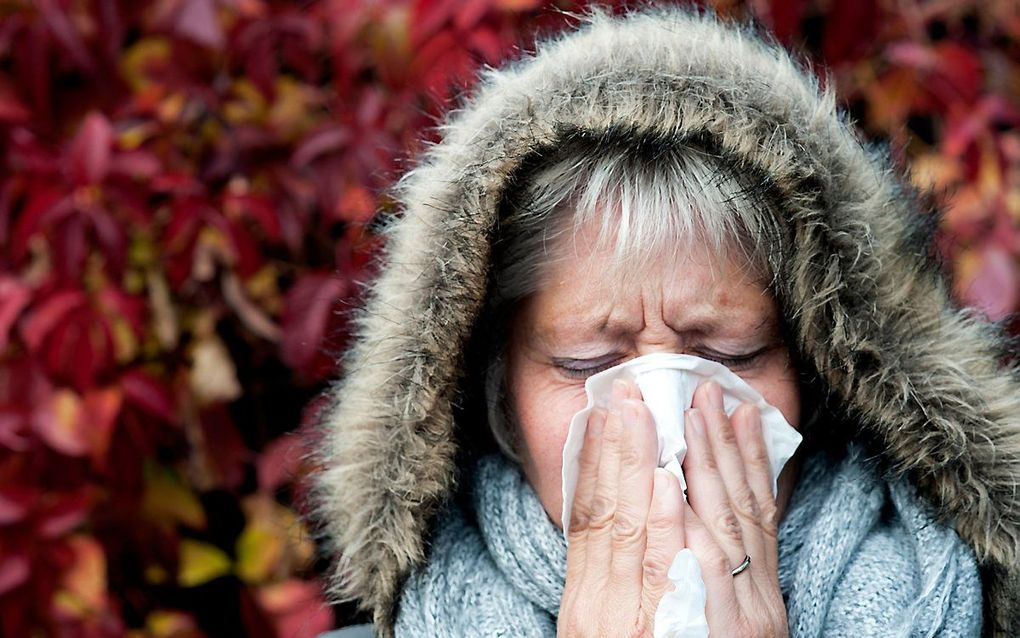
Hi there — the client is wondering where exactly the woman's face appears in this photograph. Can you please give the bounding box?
[505,223,802,528]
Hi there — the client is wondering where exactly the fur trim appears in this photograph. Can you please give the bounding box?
[309,6,1020,635]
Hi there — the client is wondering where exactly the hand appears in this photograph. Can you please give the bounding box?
[681,380,789,637]
[558,378,685,637]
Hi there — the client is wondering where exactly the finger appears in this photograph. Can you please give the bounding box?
[625,378,643,401]
[582,379,628,587]
[607,396,658,618]
[567,407,607,571]
[641,469,685,631]
[694,385,768,592]
[682,400,747,570]
[732,402,781,572]
[683,502,742,632]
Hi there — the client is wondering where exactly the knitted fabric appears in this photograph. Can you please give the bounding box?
[395,446,983,637]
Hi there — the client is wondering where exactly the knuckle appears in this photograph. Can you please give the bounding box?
[707,550,732,576]
[747,450,770,478]
[611,513,644,549]
[758,499,780,536]
[645,508,677,536]
[731,485,760,523]
[641,552,671,587]
[588,495,615,531]
[570,502,593,532]
[618,442,643,469]
[697,445,718,471]
[716,419,738,445]
[716,509,743,544]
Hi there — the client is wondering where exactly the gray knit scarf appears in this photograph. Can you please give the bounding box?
[396,445,983,637]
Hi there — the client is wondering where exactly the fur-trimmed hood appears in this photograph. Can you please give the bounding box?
[310,6,1020,636]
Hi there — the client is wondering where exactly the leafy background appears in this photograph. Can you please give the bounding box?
[0,0,1017,636]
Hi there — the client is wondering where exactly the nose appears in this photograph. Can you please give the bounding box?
[633,325,684,357]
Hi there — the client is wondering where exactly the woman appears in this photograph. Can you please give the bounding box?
[310,6,1020,637]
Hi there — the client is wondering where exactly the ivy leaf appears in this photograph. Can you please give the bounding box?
[0,553,30,596]
[53,535,108,615]
[956,244,1019,321]
[279,272,349,373]
[177,540,231,587]
[173,0,225,50]
[121,370,176,422]
[0,277,31,353]
[68,112,114,186]
[255,579,333,638]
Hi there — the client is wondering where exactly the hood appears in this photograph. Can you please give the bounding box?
[309,6,1020,636]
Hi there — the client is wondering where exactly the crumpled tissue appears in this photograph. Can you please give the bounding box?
[560,353,802,638]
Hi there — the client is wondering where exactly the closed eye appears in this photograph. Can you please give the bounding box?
[551,356,620,380]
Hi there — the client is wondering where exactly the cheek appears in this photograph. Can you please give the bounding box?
[747,356,802,429]
[507,365,587,528]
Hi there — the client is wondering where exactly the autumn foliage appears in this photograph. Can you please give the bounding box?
[0,0,1017,636]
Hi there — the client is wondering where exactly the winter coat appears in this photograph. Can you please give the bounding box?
[309,7,1020,637]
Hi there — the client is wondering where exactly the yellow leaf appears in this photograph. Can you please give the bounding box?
[145,609,202,638]
[37,389,90,457]
[235,494,313,584]
[53,535,108,618]
[178,540,232,587]
[142,469,207,530]
[120,38,171,92]
[235,520,282,584]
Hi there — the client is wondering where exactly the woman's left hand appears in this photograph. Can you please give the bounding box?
[680,380,789,637]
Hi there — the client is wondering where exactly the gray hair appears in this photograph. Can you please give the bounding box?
[484,137,785,460]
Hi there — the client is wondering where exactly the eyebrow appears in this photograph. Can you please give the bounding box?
[541,310,774,344]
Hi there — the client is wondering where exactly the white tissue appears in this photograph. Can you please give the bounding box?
[654,549,709,638]
[559,353,803,638]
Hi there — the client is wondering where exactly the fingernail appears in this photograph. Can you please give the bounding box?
[687,408,703,435]
[706,381,723,409]
[611,379,628,406]
[746,404,761,427]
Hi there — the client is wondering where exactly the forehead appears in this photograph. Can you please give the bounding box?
[524,233,776,340]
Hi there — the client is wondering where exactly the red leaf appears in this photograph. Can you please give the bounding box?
[0,277,31,353]
[36,0,96,72]
[767,0,806,46]
[175,0,225,50]
[10,188,67,264]
[19,289,87,352]
[257,435,303,493]
[0,486,39,525]
[411,0,461,46]
[454,0,490,32]
[0,78,30,124]
[199,407,248,491]
[958,245,1019,322]
[279,272,349,370]
[37,489,93,538]
[291,126,351,167]
[83,387,124,471]
[822,0,878,64]
[121,370,175,421]
[108,150,162,180]
[255,579,333,638]
[33,389,90,457]
[0,553,30,596]
[69,112,114,185]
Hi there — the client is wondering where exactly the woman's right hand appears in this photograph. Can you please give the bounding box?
[558,378,686,637]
